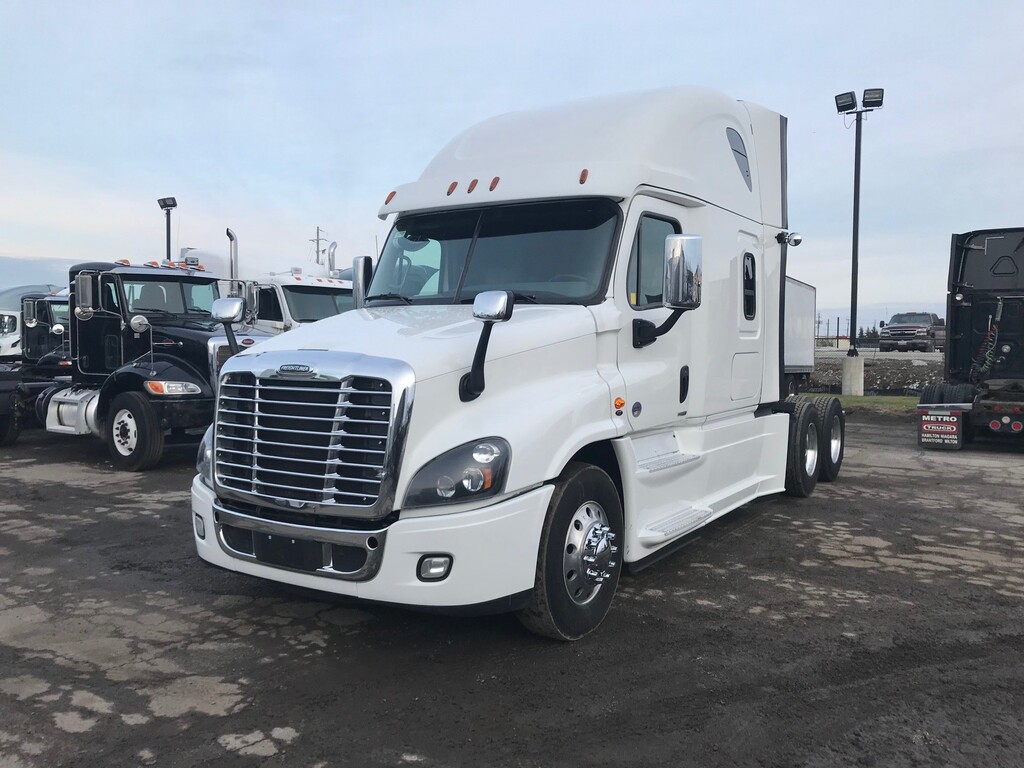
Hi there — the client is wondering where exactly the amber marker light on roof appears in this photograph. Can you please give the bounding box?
[579,168,589,184]
[468,179,478,193]
[489,176,500,191]
[385,191,397,205]
[447,181,458,196]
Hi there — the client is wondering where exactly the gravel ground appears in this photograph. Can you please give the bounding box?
[1,414,1022,767]
[810,350,944,393]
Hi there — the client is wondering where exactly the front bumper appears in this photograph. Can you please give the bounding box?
[191,477,551,608]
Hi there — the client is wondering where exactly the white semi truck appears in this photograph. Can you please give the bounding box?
[193,87,845,640]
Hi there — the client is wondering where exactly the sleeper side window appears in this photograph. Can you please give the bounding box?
[627,215,680,309]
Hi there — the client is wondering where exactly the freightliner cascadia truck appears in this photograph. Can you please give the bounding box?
[193,87,845,640]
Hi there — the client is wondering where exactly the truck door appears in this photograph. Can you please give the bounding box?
[614,197,691,432]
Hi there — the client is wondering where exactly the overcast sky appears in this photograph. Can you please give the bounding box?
[1,0,1022,326]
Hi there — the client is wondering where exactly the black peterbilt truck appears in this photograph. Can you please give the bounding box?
[2,261,266,469]
[918,227,1024,448]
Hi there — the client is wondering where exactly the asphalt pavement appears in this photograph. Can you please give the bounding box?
[1,414,1022,767]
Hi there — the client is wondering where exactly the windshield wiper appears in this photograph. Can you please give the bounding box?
[365,293,413,304]
[512,292,539,304]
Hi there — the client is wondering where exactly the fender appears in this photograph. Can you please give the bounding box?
[97,353,213,422]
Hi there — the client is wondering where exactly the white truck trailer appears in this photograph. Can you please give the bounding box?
[193,87,845,640]
[784,276,816,395]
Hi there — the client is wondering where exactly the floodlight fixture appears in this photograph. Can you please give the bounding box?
[157,197,177,211]
[861,88,884,109]
[834,91,858,113]
[158,196,177,261]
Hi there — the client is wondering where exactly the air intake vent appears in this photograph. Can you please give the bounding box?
[215,372,393,510]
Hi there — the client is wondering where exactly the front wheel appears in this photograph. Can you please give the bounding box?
[106,391,164,471]
[518,462,623,641]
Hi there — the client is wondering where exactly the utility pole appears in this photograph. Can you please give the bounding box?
[309,226,328,265]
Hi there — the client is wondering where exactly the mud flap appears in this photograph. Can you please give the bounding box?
[918,408,965,450]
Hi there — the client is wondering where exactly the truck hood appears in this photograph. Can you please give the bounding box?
[232,304,598,382]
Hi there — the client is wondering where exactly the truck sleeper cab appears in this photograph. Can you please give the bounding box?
[192,87,843,639]
[252,270,355,335]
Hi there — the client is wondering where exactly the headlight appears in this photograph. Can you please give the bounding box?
[0,314,15,335]
[196,425,214,489]
[404,438,511,509]
[879,329,890,337]
[915,329,928,336]
[144,381,202,395]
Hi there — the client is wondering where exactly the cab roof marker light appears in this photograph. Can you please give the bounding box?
[145,261,160,267]
[447,181,458,196]
[579,168,589,184]
[385,190,397,205]
[467,179,478,193]
[115,259,131,265]
[489,176,500,191]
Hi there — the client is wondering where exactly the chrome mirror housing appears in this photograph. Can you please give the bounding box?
[129,315,151,334]
[51,323,65,336]
[472,290,514,323]
[663,235,702,311]
[212,297,245,323]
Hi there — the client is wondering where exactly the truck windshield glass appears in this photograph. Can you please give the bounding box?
[889,313,933,325]
[281,286,355,322]
[369,200,620,305]
[122,279,219,316]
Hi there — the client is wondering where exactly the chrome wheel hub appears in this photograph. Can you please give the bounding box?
[829,416,842,463]
[112,408,138,456]
[563,502,618,605]
[804,420,819,477]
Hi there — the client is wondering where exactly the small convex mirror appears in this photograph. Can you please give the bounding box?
[129,315,151,334]
[51,323,65,336]
[663,235,702,311]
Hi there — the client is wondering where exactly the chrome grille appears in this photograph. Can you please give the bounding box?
[214,344,234,373]
[215,372,392,509]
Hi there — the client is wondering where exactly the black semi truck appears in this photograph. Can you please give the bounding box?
[4,261,266,469]
[918,227,1024,448]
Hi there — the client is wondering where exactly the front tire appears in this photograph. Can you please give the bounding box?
[518,462,623,641]
[785,400,820,497]
[106,391,164,471]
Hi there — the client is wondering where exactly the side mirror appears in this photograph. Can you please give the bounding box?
[51,323,65,336]
[74,273,95,321]
[212,297,245,324]
[22,297,37,328]
[663,235,702,311]
[129,315,151,334]
[353,255,373,309]
[878,321,886,328]
[244,282,259,323]
[460,291,515,402]
[211,297,244,355]
[472,290,514,323]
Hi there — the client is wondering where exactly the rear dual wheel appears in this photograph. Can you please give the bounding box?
[810,396,844,482]
[785,400,820,497]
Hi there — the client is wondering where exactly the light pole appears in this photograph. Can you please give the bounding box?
[157,197,177,262]
[834,89,884,356]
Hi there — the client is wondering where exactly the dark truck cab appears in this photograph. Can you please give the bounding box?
[879,311,945,352]
[21,262,266,469]
[918,227,1024,447]
[0,294,71,446]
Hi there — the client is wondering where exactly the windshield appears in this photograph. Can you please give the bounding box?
[281,286,355,322]
[122,278,219,316]
[889,313,933,325]
[368,199,620,305]
[50,302,70,325]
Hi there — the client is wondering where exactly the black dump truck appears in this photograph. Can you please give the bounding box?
[4,261,266,469]
[918,227,1024,448]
